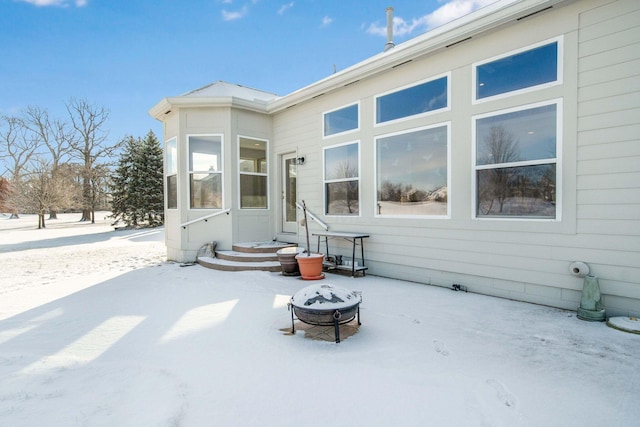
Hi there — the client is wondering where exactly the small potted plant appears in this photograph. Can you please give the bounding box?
[295,200,325,280]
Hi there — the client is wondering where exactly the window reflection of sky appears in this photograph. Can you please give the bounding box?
[190,136,222,171]
[477,42,557,99]
[477,104,556,165]
[325,143,359,180]
[324,104,358,136]
[377,126,447,192]
[377,77,447,123]
[166,139,177,174]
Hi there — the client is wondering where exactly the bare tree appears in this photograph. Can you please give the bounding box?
[19,158,72,229]
[0,177,11,212]
[479,125,520,214]
[331,160,358,214]
[21,106,74,219]
[66,98,119,223]
[0,115,40,218]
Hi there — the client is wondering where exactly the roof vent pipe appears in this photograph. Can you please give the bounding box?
[384,7,395,52]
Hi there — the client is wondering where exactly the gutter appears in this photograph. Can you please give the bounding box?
[267,0,567,113]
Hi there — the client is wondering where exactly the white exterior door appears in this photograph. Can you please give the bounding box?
[281,153,298,233]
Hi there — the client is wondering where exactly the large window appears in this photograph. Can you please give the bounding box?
[474,38,561,101]
[239,137,268,209]
[165,138,177,209]
[324,142,359,215]
[376,124,449,217]
[324,103,359,137]
[189,135,223,209]
[376,75,448,124]
[474,101,560,219]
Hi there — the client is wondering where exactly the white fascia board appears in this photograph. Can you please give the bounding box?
[267,0,570,113]
[149,96,270,120]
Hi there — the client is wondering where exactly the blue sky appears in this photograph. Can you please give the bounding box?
[1,0,499,148]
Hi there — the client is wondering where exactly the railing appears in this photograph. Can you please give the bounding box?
[295,202,329,231]
[181,209,231,229]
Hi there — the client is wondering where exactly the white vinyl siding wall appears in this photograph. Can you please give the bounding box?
[575,0,640,314]
[269,0,639,316]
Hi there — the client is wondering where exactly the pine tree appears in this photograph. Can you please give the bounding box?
[137,131,164,226]
[110,136,135,226]
[110,131,164,227]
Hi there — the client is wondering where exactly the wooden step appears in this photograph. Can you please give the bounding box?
[215,250,278,263]
[232,241,297,254]
[197,256,281,272]
[196,241,298,273]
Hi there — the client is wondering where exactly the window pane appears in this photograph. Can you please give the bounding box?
[477,164,556,218]
[376,76,447,123]
[239,138,267,173]
[190,172,222,209]
[477,42,558,99]
[190,135,221,172]
[240,175,267,209]
[476,104,557,166]
[285,158,297,222]
[324,104,358,136]
[166,138,177,175]
[326,181,359,215]
[376,126,448,216]
[325,143,358,180]
[167,175,177,209]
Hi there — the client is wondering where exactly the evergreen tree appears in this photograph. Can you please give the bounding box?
[110,136,135,226]
[137,131,164,226]
[110,131,164,227]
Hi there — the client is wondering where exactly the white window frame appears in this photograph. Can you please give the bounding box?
[374,72,451,127]
[165,137,178,210]
[187,133,224,211]
[471,99,563,221]
[374,122,451,219]
[237,135,269,210]
[323,140,361,216]
[323,102,360,139]
[472,36,563,104]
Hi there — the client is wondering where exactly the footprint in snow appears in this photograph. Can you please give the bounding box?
[486,379,517,408]
[433,339,449,356]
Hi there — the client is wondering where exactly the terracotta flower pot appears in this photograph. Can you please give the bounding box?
[295,253,325,280]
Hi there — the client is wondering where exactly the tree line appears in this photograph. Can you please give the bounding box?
[0,99,164,229]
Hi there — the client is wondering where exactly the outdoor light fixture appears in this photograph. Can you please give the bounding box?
[296,156,305,165]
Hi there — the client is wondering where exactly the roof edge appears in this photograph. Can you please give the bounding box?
[149,96,270,121]
[267,0,569,113]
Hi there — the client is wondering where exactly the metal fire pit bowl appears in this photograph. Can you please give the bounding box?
[288,284,362,343]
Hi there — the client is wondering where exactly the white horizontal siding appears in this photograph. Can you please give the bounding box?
[575,0,640,315]
[266,0,640,317]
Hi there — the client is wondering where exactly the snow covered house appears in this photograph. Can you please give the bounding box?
[149,0,640,317]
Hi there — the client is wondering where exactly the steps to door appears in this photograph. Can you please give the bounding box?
[197,241,297,272]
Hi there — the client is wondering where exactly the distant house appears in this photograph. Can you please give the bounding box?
[150,0,640,317]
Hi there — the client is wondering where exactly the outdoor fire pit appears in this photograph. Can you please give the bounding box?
[288,284,362,343]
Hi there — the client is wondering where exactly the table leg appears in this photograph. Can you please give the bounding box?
[351,238,356,277]
[360,238,366,276]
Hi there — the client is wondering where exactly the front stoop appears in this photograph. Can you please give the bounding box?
[197,241,297,272]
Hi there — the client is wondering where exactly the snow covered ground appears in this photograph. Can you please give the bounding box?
[1,212,638,426]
